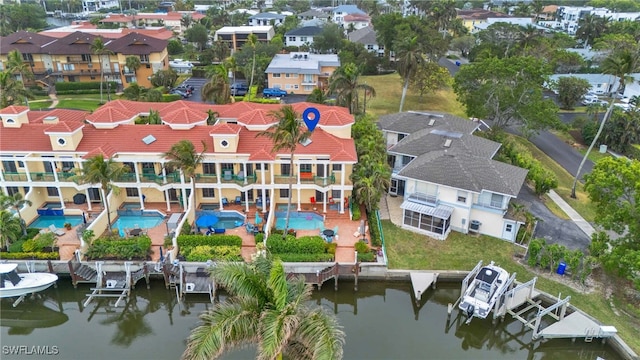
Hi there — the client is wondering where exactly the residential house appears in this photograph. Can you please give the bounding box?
[0,101,356,238]
[347,26,385,57]
[331,5,366,27]
[99,12,205,34]
[297,9,330,23]
[284,27,323,48]
[537,5,558,21]
[265,52,340,94]
[343,13,371,30]
[472,17,549,33]
[40,22,174,41]
[379,111,528,241]
[623,74,640,99]
[549,74,620,95]
[214,26,275,52]
[0,31,169,89]
[456,9,511,31]
[555,6,610,34]
[249,12,286,26]
[82,0,119,12]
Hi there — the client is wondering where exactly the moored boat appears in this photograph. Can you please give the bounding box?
[458,261,509,320]
[0,264,58,306]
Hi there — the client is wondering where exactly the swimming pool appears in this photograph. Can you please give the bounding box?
[120,203,141,210]
[275,211,324,230]
[41,202,62,209]
[196,211,245,229]
[30,215,83,229]
[113,211,164,237]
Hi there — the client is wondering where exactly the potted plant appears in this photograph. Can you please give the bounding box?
[64,222,72,230]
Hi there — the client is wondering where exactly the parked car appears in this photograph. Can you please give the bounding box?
[169,89,190,98]
[262,88,287,98]
[230,83,248,96]
[176,83,195,92]
[581,94,601,106]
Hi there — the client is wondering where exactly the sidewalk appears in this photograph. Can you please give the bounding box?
[546,190,595,238]
[49,93,59,108]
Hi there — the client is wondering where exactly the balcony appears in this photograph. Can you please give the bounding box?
[140,173,164,184]
[66,56,91,63]
[299,172,336,186]
[115,173,137,183]
[30,172,56,182]
[219,173,257,185]
[274,175,297,184]
[3,172,28,182]
[406,192,438,206]
[196,174,218,183]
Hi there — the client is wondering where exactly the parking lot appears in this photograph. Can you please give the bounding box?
[179,77,210,103]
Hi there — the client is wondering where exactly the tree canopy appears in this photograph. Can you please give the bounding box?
[557,76,591,110]
[185,23,209,50]
[0,3,48,36]
[453,56,559,134]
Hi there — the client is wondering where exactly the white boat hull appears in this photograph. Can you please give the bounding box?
[0,273,58,298]
[459,263,509,320]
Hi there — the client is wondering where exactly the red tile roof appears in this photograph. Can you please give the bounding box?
[100,12,205,23]
[86,106,138,123]
[162,107,208,125]
[40,25,174,40]
[82,144,117,159]
[344,14,371,22]
[237,109,276,126]
[0,105,29,114]
[249,147,276,161]
[44,121,84,133]
[209,123,242,135]
[27,109,88,124]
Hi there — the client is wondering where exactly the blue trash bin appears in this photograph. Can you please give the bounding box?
[455,60,461,66]
[557,262,567,275]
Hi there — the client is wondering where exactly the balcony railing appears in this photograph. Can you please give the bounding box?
[473,200,506,211]
[219,173,257,185]
[196,174,218,183]
[3,172,28,181]
[115,173,137,182]
[30,172,56,182]
[274,175,297,184]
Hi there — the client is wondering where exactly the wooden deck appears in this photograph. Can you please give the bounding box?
[538,312,617,340]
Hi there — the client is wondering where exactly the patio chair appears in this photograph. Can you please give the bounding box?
[235,196,242,205]
[221,197,229,206]
[134,224,140,229]
[246,223,257,234]
[333,226,339,236]
[48,224,65,236]
[319,224,326,235]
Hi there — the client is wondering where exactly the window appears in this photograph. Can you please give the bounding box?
[242,190,254,202]
[457,191,468,203]
[126,76,136,83]
[285,84,291,89]
[256,163,269,171]
[301,36,308,41]
[141,162,155,174]
[47,187,59,196]
[202,188,215,198]
[285,73,290,78]
[300,164,312,173]
[490,193,504,208]
[397,133,406,142]
[505,224,513,232]
[57,138,66,146]
[272,84,281,89]
[332,190,341,199]
[220,140,229,148]
[81,54,92,62]
[61,160,74,169]
[280,163,291,176]
[203,163,216,175]
[126,188,139,197]
[22,53,34,62]
[139,54,149,63]
[303,85,313,91]
[332,164,342,171]
[273,73,281,78]
[294,84,299,90]
[367,44,374,50]
[288,36,296,42]
[62,63,75,71]
[6,187,19,197]
[221,163,234,172]
[279,189,289,198]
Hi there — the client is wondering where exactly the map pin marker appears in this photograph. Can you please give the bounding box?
[302,107,320,132]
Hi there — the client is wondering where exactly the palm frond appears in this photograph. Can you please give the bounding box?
[212,262,271,305]
[294,308,345,360]
[257,308,300,360]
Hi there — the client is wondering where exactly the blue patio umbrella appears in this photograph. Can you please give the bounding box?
[196,214,219,228]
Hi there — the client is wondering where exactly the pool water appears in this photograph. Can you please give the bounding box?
[42,202,62,209]
[30,215,83,229]
[197,211,245,229]
[114,213,164,237]
[275,211,324,230]
[121,203,141,210]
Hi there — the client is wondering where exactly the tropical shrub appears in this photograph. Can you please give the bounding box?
[275,253,335,262]
[367,211,382,247]
[177,234,242,247]
[184,245,242,262]
[357,251,376,262]
[0,252,59,260]
[266,235,325,254]
[325,242,337,255]
[85,236,152,260]
[527,238,545,267]
[352,205,361,221]
[22,232,56,252]
[354,240,369,253]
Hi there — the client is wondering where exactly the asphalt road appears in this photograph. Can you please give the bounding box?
[529,129,594,178]
[181,77,210,103]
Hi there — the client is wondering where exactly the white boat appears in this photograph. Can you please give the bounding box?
[458,261,509,320]
[0,264,58,306]
[169,59,194,68]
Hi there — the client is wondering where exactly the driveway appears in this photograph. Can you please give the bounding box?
[181,77,210,103]
[516,185,591,251]
[529,130,594,178]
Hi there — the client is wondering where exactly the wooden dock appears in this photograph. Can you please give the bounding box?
[537,312,618,341]
[410,272,438,301]
[286,263,361,291]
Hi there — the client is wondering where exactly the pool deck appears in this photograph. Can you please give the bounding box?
[52,201,367,265]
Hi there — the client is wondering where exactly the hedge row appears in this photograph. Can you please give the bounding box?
[162,94,182,102]
[275,253,334,262]
[182,245,242,262]
[177,234,242,248]
[266,235,326,254]
[357,252,376,262]
[56,89,116,95]
[367,211,382,247]
[55,81,118,91]
[498,137,558,195]
[0,252,59,260]
[85,236,151,260]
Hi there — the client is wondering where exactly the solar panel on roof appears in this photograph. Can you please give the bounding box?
[142,135,156,145]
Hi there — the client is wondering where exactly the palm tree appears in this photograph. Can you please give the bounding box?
[1,192,33,236]
[125,56,141,83]
[428,0,457,38]
[0,71,32,108]
[0,210,22,251]
[206,109,219,125]
[182,257,345,360]
[201,64,231,104]
[181,14,193,29]
[576,14,610,48]
[329,63,376,115]
[163,140,206,210]
[351,162,390,213]
[78,155,129,232]
[256,106,311,238]
[247,33,258,100]
[396,36,423,112]
[91,37,113,104]
[571,48,640,198]
[6,49,33,107]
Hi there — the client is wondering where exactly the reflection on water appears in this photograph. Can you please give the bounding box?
[0,280,621,360]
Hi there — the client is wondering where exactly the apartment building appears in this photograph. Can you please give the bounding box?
[99,12,205,33]
[0,31,169,89]
[214,26,275,52]
[82,0,119,12]
[0,101,356,234]
[284,26,323,48]
[265,52,340,95]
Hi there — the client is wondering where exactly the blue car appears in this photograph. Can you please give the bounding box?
[262,88,287,97]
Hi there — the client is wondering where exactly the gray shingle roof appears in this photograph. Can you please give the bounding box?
[389,129,500,158]
[285,26,323,37]
[249,12,286,20]
[378,111,478,135]
[347,26,378,45]
[298,9,329,18]
[398,149,527,196]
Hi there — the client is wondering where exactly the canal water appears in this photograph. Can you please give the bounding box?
[0,279,621,360]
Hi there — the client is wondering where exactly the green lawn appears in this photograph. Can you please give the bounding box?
[382,220,640,353]
[55,99,103,112]
[510,135,597,222]
[361,73,466,118]
[29,101,53,110]
[551,130,611,163]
